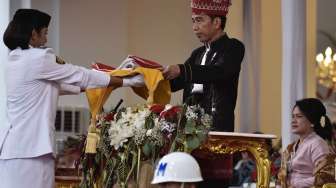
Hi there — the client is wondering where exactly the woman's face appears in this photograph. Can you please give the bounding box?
[30,27,48,47]
[291,106,313,136]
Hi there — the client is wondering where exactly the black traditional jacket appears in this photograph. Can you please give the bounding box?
[170,34,245,131]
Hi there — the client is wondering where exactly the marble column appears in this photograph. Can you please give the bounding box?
[281,0,307,148]
[240,0,261,133]
[0,0,10,126]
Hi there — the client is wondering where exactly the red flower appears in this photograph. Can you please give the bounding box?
[160,106,181,119]
[149,104,165,114]
[104,112,114,121]
[251,170,257,181]
[271,163,279,177]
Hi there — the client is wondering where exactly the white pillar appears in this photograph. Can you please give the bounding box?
[21,0,31,8]
[240,0,261,133]
[0,0,10,125]
[10,0,31,18]
[281,0,306,148]
[51,0,60,54]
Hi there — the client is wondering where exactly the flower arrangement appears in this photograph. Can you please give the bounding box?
[80,103,212,188]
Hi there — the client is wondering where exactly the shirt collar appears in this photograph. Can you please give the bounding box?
[300,131,317,144]
[205,33,228,50]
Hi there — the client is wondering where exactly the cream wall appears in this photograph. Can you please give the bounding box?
[226,0,244,131]
[58,0,129,110]
[258,0,282,137]
[306,0,316,98]
[127,0,199,105]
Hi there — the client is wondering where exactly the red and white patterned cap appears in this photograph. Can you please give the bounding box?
[191,0,231,16]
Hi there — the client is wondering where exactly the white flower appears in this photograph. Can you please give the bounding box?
[147,126,164,146]
[134,128,147,145]
[159,120,176,133]
[108,125,134,150]
[320,116,326,128]
[133,108,150,129]
[201,114,212,126]
[107,105,153,149]
[186,105,198,120]
[146,129,153,136]
[108,115,136,149]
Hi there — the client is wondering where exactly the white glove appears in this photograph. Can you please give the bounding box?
[117,57,137,70]
[122,74,145,87]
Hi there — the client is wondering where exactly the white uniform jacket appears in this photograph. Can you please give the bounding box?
[0,47,110,159]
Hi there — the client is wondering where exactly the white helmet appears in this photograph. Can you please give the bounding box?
[151,152,203,184]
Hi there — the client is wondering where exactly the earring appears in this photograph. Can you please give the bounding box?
[310,124,314,128]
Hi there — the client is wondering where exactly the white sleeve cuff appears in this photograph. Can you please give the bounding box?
[122,78,131,87]
[85,69,110,88]
[59,84,81,95]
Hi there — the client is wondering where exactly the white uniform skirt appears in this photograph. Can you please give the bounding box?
[0,154,55,188]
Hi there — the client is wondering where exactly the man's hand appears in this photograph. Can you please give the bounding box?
[162,65,180,80]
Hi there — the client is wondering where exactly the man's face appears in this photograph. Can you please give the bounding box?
[192,13,219,43]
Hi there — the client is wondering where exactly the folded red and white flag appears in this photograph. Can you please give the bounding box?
[117,55,163,70]
[91,62,115,72]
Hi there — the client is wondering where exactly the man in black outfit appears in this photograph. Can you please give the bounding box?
[163,1,245,187]
[163,0,245,132]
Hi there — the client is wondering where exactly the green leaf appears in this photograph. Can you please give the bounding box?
[186,136,200,150]
[184,120,195,134]
[197,131,207,142]
[142,143,152,157]
[145,114,155,129]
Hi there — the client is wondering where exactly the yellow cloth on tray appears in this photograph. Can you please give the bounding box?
[86,67,171,118]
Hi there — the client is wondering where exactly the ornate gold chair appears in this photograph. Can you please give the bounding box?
[198,132,276,188]
[314,153,336,188]
[322,183,336,188]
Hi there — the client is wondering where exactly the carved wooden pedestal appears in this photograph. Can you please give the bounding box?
[199,132,277,188]
[55,176,81,188]
[55,166,81,188]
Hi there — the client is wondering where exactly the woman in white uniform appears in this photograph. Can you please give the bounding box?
[0,9,143,188]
